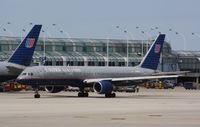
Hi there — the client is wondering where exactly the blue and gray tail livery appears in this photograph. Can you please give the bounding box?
[8,25,42,66]
[139,34,165,70]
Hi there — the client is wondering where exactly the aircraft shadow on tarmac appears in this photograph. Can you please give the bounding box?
[5,91,182,99]
[16,93,179,99]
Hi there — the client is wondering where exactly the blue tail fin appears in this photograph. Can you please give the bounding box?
[139,34,165,70]
[8,25,42,66]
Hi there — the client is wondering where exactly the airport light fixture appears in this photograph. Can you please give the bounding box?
[0,21,11,29]
[52,23,74,42]
[192,32,200,39]
[2,27,13,37]
[155,27,159,30]
[59,29,74,43]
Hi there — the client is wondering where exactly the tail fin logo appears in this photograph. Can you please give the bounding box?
[154,44,161,53]
[25,38,35,48]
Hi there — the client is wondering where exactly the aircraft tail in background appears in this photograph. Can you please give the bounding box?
[8,25,42,66]
[139,34,165,70]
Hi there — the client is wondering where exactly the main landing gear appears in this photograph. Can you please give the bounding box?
[78,92,88,97]
[105,93,116,98]
[78,86,89,97]
[34,88,40,98]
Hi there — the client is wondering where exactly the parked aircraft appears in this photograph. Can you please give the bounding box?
[0,25,42,83]
[16,34,181,98]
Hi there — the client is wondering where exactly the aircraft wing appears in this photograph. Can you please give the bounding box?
[152,71,189,76]
[84,75,180,84]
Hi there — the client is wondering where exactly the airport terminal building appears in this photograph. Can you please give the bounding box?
[0,36,199,82]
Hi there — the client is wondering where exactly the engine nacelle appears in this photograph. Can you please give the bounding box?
[93,80,113,94]
[45,86,65,93]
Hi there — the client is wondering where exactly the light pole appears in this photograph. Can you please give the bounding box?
[139,27,155,56]
[141,30,154,56]
[21,28,26,42]
[106,26,118,66]
[116,26,136,66]
[41,28,51,65]
[167,28,175,49]
[124,30,129,66]
[192,33,200,75]
[175,32,186,50]
[41,30,46,65]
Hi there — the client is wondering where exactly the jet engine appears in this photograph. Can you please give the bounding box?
[45,86,65,93]
[93,80,113,94]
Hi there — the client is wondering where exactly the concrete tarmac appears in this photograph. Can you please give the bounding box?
[0,87,200,127]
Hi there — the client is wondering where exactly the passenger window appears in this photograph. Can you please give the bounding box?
[27,73,33,76]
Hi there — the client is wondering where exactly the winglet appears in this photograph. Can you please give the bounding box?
[139,34,165,70]
[8,25,42,66]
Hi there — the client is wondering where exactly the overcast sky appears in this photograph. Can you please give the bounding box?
[0,0,200,50]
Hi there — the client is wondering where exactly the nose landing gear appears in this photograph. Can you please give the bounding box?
[34,88,40,98]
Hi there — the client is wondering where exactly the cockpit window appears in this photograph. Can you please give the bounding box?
[22,73,27,75]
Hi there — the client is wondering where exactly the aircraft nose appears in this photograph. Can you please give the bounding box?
[15,76,24,84]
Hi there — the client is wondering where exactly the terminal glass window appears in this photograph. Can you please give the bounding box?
[45,45,52,51]
[11,45,18,50]
[118,62,125,66]
[116,47,122,53]
[109,62,115,66]
[1,45,9,51]
[66,61,73,66]
[55,46,63,51]
[98,62,105,66]
[44,61,52,66]
[36,45,42,51]
[109,47,114,52]
[86,47,94,52]
[56,61,63,66]
[77,61,84,66]
[76,46,83,52]
[96,47,103,52]
[65,46,73,52]
[103,47,106,52]
[88,61,95,66]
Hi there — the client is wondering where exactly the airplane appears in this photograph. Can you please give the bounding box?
[16,34,182,98]
[0,25,42,83]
